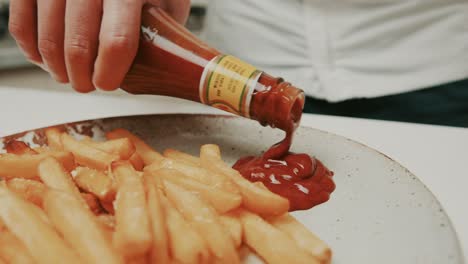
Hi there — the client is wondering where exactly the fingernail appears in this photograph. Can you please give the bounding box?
[52,74,69,84]
[31,60,49,72]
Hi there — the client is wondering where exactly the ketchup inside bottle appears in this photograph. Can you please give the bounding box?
[122,6,335,211]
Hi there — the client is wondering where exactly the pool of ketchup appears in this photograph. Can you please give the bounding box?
[233,132,335,211]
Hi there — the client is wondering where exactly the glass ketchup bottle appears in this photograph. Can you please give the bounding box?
[121,5,304,133]
[121,5,335,211]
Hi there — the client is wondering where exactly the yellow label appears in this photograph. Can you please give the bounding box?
[199,55,261,117]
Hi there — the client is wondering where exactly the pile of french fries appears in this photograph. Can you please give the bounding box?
[0,127,332,264]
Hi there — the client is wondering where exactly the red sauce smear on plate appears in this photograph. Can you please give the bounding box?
[233,84,335,211]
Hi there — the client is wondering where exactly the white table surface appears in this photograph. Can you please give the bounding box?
[1,86,467,259]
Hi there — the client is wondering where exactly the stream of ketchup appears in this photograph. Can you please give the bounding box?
[234,78,336,211]
[122,6,335,212]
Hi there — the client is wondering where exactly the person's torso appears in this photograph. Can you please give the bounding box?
[203,0,468,101]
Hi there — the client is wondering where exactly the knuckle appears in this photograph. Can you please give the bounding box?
[38,38,60,58]
[65,38,92,63]
[103,35,136,54]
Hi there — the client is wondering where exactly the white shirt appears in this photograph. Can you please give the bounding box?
[202,0,468,102]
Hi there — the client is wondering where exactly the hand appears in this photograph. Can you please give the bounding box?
[9,0,191,93]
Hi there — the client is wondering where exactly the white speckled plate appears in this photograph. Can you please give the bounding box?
[0,114,463,264]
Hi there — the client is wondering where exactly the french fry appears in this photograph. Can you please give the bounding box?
[238,209,319,264]
[32,147,49,153]
[5,178,46,207]
[129,153,145,171]
[112,161,152,258]
[0,187,81,264]
[28,203,52,226]
[74,167,116,201]
[38,157,88,209]
[145,158,239,194]
[163,180,239,263]
[146,183,170,264]
[200,144,289,216]
[44,127,63,150]
[267,214,332,264]
[5,140,37,155]
[44,190,123,264]
[96,214,116,231]
[6,178,100,213]
[96,214,115,243]
[254,181,268,190]
[61,133,118,171]
[160,193,211,264]
[0,230,36,264]
[84,138,135,160]
[163,148,200,166]
[151,168,242,213]
[219,212,242,248]
[106,129,163,165]
[0,151,75,180]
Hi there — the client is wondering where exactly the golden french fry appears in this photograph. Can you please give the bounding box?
[106,129,163,165]
[0,151,75,180]
[29,203,52,227]
[74,167,116,202]
[129,153,145,171]
[163,180,239,263]
[84,138,135,160]
[97,214,115,230]
[44,190,123,264]
[238,209,319,264]
[0,230,36,264]
[38,157,88,209]
[32,147,49,153]
[201,144,221,158]
[200,144,289,216]
[163,149,200,166]
[146,182,170,264]
[267,214,332,264]
[44,127,63,150]
[152,168,242,213]
[96,214,115,243]
[6,177,100,214]
[61,133,118,171]
[219,212,242,248]
[0,187,81,264]
[145,158,239,194]
[160,193,211,264]
[5,140,37,155]
[5,178,46,207]
[112,161,152,258]
[253,181,268,190]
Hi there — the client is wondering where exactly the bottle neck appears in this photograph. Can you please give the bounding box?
[250,74,305,132]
